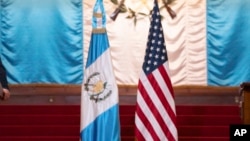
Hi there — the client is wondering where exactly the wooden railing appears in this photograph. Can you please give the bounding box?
[1,84,239,105]
[240,82,250,124]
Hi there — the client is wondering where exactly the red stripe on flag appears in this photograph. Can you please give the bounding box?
[135,125,146,141]
[143,74,176,141]
[158,65,175,97]
[157,65,177,124]
[136,81,159,141]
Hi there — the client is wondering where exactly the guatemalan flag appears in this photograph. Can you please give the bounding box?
[80,0,121,140]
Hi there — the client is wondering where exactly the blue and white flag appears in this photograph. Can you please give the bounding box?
[80,0,120,140]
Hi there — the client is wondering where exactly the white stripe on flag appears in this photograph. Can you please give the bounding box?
[81,48,118,130]
[136,90,166,139]
[140,70,177,140]
[135,112,154,141]
[153,62,176,114]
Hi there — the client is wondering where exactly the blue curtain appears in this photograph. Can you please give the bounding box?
[0,0,83,84]
[207,0,250,86]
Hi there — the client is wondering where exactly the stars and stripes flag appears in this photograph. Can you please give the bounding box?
[80,0,121,140]
[134,0,178,141]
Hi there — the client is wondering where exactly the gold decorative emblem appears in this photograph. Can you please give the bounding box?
[84,72,112,102]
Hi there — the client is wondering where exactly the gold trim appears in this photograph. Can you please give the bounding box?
[93,13,102,18]
[92,28,106,33]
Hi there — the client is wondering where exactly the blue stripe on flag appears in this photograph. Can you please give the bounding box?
[80,104,120,141]
[85,33,109,68]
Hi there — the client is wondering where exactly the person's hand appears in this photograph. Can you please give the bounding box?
[2,88,10,100]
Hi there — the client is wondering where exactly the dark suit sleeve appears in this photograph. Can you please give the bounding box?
[0,59,9,89]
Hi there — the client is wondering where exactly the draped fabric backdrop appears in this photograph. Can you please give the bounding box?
[206,0,250,86]
[0,0,83,84]
[0,0,250,86]
[84,0,250,87]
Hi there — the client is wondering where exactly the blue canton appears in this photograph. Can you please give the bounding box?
[142,2,168,75]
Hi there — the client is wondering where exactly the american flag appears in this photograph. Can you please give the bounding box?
[134,0,178,141]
